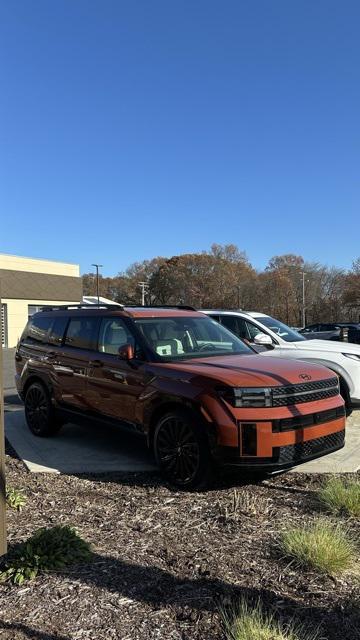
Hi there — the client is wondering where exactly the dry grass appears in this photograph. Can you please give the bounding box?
[217,489,272,522]
[318,476,360,518]
[221,599,321,640]
[279,519,356,575]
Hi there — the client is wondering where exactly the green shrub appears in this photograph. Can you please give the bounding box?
[279,519,355,575]
[0,525,92,585]
[6,487,26,511]
[221,599,321,640]
[318,476,360,518]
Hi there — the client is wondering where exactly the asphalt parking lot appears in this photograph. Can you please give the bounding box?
[2,348,360,475]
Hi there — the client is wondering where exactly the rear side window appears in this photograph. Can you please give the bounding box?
[24,315,53,344]
[64,317,100,350]
[220,315,248,340]
[49,317,68,345]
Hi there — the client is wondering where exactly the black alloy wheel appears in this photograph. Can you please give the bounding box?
[153,410,211,489]
[24,382,62,437]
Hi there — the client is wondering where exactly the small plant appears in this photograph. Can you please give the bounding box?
[0,525,92,585]
[218,489,272,522]
[318,476,360,518]
[279,519,355,575]
[221,598,321,640]
[6,487,26,511]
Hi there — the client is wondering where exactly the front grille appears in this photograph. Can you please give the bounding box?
[277,430,345,464]
[273,405,345,432]
[271,377,339,407]
[220,426,345,468]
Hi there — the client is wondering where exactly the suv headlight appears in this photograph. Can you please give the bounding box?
[343,353,360,361]
[218,387,272,408]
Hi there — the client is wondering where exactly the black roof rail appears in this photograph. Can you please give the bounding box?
[123,305,197,311]
[40,303,125,311]
[40,303,197,313]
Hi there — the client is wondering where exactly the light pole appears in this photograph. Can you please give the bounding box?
[92,264,103,306]
[301,271,307,328]
[138,281,149,306]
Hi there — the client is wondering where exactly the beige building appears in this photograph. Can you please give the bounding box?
[0,254,82,348]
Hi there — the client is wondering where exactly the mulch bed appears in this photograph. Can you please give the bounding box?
[1,447,359,640]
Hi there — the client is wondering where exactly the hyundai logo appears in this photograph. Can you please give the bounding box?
[299,373,312,381]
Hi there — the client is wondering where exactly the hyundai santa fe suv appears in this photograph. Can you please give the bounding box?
[15,305,346,488]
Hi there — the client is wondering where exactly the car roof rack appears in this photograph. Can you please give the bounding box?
[40,303,125,311]
[123,305,197,311]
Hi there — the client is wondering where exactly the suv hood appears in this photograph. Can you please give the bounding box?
[291,339,360,355]
[156,354,334,388]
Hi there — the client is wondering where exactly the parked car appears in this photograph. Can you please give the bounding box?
[299,322,360,342]
[15,305,345,488]
[202,309,360,414]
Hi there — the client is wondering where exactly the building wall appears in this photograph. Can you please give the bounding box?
[0,268,82,301]
[0,253,82,348]
[0,254,79,277]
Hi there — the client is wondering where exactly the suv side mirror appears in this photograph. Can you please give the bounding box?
[253,333,273,347]
[118,344,134,361]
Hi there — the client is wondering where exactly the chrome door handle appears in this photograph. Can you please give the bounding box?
[104,368,126,381]
[53,365,74,376]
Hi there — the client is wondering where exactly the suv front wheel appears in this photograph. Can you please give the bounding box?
[153,409,212,489]
[24,382,63,437]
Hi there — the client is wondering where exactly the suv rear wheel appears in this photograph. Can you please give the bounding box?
[24,382,63,437]
[153,409,212,489]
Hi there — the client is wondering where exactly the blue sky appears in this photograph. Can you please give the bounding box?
[1,1,359,276]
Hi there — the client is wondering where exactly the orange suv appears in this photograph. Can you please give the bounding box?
[15,305,346,488]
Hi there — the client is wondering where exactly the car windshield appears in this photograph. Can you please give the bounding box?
[258,316,306,342]
[135,316,253,360]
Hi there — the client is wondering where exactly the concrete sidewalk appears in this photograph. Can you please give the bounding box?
[291,410,360,473]
[2,348,16,390]
[5,398,156,474]
[4,393,360,475]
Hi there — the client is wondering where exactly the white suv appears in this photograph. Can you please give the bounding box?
[202,310,360,413]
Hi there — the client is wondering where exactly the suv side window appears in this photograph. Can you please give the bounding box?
[304,324,318,332]
[98,317,145,359]
[49,317,68,346]
[99,318,134,355]
[220,315,248,340]
[245,320,267,341]
[64,317,100,350]
[23,315,53,344]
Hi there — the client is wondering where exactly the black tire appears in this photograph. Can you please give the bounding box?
[339,378,352,417]
[153,409,212,489]
[24,382,63,437]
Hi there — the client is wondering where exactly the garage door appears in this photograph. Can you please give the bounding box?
[1,303,7,348]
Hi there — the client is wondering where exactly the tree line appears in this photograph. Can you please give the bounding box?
[82,244,360,327]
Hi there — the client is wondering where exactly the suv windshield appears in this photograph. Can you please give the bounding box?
[258,316,306,342]
[135,316,253,359]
